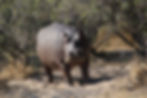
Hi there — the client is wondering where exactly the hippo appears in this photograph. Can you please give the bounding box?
[36,22,90,84]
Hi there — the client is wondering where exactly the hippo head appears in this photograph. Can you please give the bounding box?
[63,30,88,63]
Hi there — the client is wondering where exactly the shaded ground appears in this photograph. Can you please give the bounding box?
[0,59,147,98]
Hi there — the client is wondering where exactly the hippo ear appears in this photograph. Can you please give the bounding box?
[76,25,85,38]
[75,21,85,35]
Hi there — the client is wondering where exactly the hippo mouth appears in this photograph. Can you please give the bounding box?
[64,52,86,64]
[70,51,86,59]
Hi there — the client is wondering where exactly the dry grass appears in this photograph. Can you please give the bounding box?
[128,57,147,87]
[0,58,34,81]
[0,56,147,98]
[93,25,138,52]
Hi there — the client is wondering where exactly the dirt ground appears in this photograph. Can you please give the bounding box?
[0,58,147,98]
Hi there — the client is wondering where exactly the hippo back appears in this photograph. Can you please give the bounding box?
[36,22,78,65]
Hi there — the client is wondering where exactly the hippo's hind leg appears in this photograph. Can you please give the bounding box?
[44,65,54,83]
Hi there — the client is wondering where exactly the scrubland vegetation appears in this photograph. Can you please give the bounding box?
[0,0,147,98]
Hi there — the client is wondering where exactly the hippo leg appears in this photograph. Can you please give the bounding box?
[80,60,90,84]
[64,64,73,85]
[44,66,54,83]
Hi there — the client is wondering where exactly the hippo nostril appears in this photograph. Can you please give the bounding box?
[70,52,82,58]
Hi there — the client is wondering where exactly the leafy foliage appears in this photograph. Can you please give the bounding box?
[0,0,146,63]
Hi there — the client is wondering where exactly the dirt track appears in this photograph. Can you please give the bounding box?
[0,59,147,98]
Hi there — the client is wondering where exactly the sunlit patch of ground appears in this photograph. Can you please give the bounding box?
[0,57,147,98]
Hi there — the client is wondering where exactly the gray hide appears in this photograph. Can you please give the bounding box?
[37,22,83,68]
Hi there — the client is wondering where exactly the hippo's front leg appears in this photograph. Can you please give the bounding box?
[80,59,90,84]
